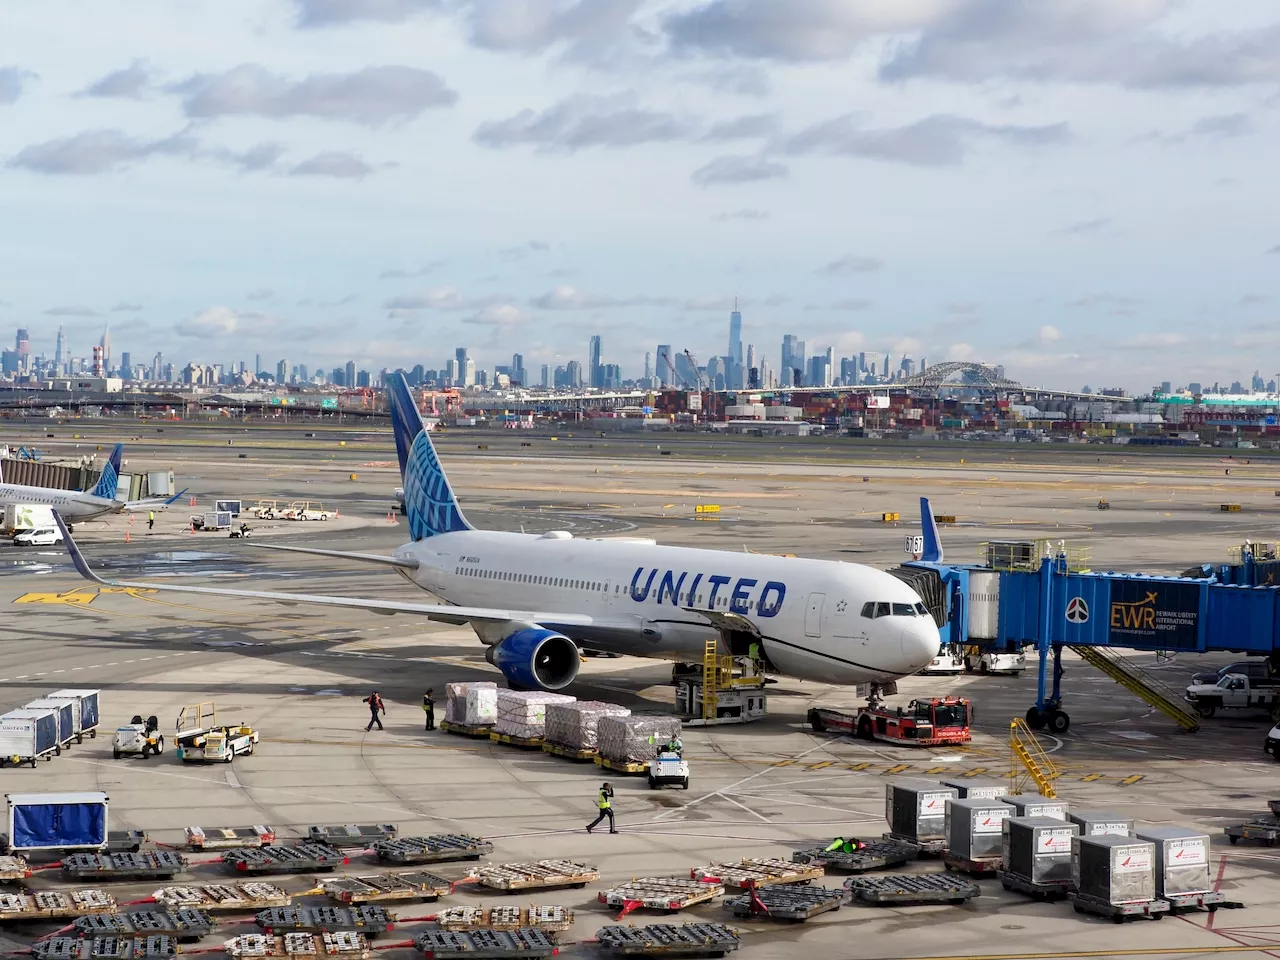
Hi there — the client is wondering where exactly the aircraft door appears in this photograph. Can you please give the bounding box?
[805,593,825,638]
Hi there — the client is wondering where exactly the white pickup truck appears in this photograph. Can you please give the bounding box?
[1185,673,1280,719]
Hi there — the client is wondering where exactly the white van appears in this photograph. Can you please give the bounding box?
[13,526,65,547]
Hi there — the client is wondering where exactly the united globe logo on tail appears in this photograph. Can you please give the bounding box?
[387,373,471,541]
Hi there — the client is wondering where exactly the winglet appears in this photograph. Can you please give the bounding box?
[53,511,110,586]
[920,497,944,563]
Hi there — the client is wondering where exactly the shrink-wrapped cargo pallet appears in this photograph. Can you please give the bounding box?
[495,691,575,740]
[544,702,630,751]
[445,682,498,726]
[597,717,682,765]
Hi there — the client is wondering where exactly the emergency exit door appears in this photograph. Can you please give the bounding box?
[805,593,825,637]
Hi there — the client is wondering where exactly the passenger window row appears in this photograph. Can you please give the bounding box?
[454,567,604,592]
[860,601,929,619]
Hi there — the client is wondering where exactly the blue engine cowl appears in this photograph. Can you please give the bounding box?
[486,628,580,691]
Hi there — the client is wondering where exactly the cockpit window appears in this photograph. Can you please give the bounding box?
[914,602,928,616]
[861,602,875,618]
[875,602,890,618]
[892,603,915,617]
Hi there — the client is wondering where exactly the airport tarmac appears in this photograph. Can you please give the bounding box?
[2,423,1280,959]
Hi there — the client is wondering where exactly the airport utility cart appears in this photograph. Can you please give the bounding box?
[648,752,690,790]
[414,929,558,960]
[308,824,397,849]
[174,701,258,763]
[113,716,164,759]
[473,859,600,892]
[223,843,349,875]
[595,923,742,958]
[374,834,492,864]
[807,697,972,746]
[62,851,188,882]
[433,906,573,934]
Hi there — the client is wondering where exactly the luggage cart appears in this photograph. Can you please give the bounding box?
[61,852,188,882]
[595,922,741,957]
[691,859,823,890]
[256,906,394,936]
[599,879,724,915]
[434,906,573,934]
[414,929,558,960]
[791,838,918,873]
[153,883,290,912]
[0,889,115,922]
[224,932,370,960]
[942,853,1003,877]
[594,756,649,776]
[488,730,543,750]
[374,835,493,865]
[474,860,600,893]
[307,825,397,849]
[224,844,349,875]
[73,909,217,941]
[541,742,596,761]
[1070,892,1170,922]
[319,872,452,905]
[883,832,946,856]
[0,854,30,883]
[998,871,1072,901]
[31,936,178,960]
[723,884,843,922]
[438,722,494,740]
[847,873,980,906]
[106,830,150,853]
[186,826,276,851]
[1162,890,1238,914]
[1225,817,1280,846]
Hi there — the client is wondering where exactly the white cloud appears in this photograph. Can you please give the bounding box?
[177,306,240,337]
[1039,324,1061,342]
[946,342,977,361]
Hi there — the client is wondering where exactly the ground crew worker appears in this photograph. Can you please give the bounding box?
[586,782,616,834]
[747,640,764,678]
[824,837,864,854]
[666,734,683,756]
[147,510,155,531]
[422,689,435,731]
[363,690,385,731]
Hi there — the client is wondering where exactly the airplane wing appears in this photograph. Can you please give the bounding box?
[242,542,419,569]
[52,512,589,627]
[121,489,190,512]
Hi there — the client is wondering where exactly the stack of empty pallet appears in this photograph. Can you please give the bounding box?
[544,702,630,758]
[494,692,575,742]
[444,683,498,730]
[597,717,682,770]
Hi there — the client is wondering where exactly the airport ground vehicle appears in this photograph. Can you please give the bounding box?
[964,648,1026,674]
[3,504,56,536]
[249,500,280,519]
[1185,674,1280,719]
[807,697,972,746]
[281,501,331,521]
[191,511,233,531]
[1191,660,1280,687]
[648,751,690,790]
[215,500,242,516]
[1266,723,1280,761]
[174,701,259,763]
[113,715,164,759]
[921,648,964,675]
[13,525,64,547]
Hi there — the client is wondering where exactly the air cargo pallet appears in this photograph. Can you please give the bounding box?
[319,872,451,904]
[74,909,217,941]
[224,844,349,875]
[595,756,649,775]
[474,860,600,892]
[599,878,724,913]
[1070,892,1170,922]
[257,906,393,936]
[1225,818,1280,846]
[488,731,543,750]
[595,922,741,957]
[998,871,1071,902]
[791,839,918,874]
[307,825,397,849]
[692,859,823,890]
[1161,891,1241,914]
[153,883,290,912]
[62,852,188,882]
[541,742,596,761]
[439,722,494,740]
[942,853,1003,877]
[224,932,370,960]
[847,873,979,906]
[0,855,30,883]
[31,936,177,960]
[414,928,558,960]
[723,885,843,922]
[0,889,115,922]
[374,835,493,865]
[883,832,946,856]
[187,826,276,851]
[435,906,573,933]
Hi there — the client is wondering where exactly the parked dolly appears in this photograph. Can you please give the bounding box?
[308,824,397,849]
[114,716,164,759]
[318,872,452,905]
[595,923,741,958]
[255,906,394,937]
[61,852,188,883]
[473,860,600,893]
[414,929,558,960]
[223,844,349,875]
[30,935,179,960]
[224,932,369,960]
[791,838,919,873]
[374,835,493,865]
[649,751,690,790]
[153,883,291,912]
[73,909,217,942]
[0,889,116,922]
[433,906,573,934]
[723,884,844,922]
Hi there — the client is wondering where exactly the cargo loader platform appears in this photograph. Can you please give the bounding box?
[791,839,918,873]
[256,906,394,936]
[307,825,397,849]
[691,859,823,889]
[722,884,844,922]
[374,835,492,865]
[153,883,290,912]
[488,731,543,750]
[846,874,979,906]
[595,922,741,957]
[435,906,573,933]
[599,878,724,914]
[473,860,599,892]
[0,889,115,922]
[224,932,370,960]
[31,936,178,960]
[223,844,349,875]
[594,756,649,775]
[414,928,558,960]
[438,722,494,739]
[74,909,217,941]
[61,852,188,882]
[185,826,276,851]
[318,872,451,904]
[1070,892,1171,922]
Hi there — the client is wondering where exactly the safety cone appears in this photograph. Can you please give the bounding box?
[124,531,131,543]
[189,496,197,507]
[189,522,195,535]
[386,511,393,523]
[335,509,340,519]
[128,514,135,525]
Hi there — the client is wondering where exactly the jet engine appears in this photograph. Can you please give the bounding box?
[486,628,580,691]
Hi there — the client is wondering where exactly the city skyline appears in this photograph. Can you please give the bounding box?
[1,1,1278,391]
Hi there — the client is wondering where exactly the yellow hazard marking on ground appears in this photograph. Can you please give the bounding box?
[1081,773,1104,782]
[845,762,871,771]
[1120,774,1145,785]
[962,768,988,776]
[14,589,99,605]
[923,766,950,774]
[807,761,833,770]
[883,763,912,775]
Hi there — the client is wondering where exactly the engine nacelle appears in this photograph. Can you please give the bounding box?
[487,628,580,691]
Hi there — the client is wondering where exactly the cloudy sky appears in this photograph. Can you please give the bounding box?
[2,0,1278,391]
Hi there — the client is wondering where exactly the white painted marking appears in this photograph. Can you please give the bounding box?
[15,675,27,680]
[1114,730,1158,741]
[53,670,65,674]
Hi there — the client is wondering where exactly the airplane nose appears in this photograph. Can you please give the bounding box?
[901,623,941,672]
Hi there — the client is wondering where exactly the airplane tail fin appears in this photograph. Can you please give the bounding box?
[91,444,123,500]
[920,497,944,563]
[386,373,471,541]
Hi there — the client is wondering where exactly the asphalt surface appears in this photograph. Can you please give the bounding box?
[1,421,1279,960]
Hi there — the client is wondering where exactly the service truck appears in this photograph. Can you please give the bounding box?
[2,504,56,536]
[807,697,972,747]
[1185,674,1280,719]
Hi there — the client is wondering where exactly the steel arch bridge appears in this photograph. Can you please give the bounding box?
[902,361,1022,391]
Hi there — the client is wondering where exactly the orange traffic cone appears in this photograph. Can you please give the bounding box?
[335,509,340,519]
[124,531,131,543]
[128,514,135,525]
[189,522,195,535]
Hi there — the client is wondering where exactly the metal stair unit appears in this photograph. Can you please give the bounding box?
[1009,718,1060,798]
[1068,645,1201,732]
[701,637,719,721]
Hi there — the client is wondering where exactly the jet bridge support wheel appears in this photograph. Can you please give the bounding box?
[1048,710,1070,734]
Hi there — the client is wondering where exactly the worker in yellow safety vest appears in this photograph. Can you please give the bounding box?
[586,782,616,834]
[747,640,764,677]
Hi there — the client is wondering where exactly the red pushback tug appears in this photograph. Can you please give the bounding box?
[807,697,972,747]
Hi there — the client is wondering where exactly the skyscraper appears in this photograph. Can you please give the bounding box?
[589,335,603,389]
[511,353,525,386]
[882,353,891,379]
[120,352,132,380]
[656,344,672,388]
[462,357,475,388]
[277,359,289,384]
[345,360,357,387]
[643,351,653,382]
[99,325,111,368]
[53,327,65,368]
[255,354,262,377]
[781,335,805,387]
[540,364,551,389]
[728,305,743,367]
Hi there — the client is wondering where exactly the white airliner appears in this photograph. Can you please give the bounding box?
[55,374,940,692]
[2,444,185,524]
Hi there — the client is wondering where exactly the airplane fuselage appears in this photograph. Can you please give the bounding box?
[0,483,118,521]
[390,529,940,685]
